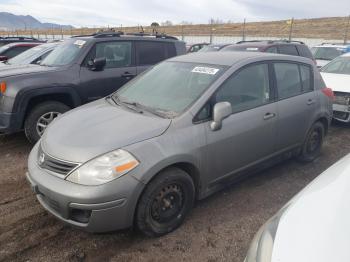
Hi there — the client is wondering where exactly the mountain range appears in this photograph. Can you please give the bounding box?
[0,12,73,30]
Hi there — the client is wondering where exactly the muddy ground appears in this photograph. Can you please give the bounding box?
[1,123,350,262]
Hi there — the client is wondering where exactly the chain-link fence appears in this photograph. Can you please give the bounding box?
[0,16,349,47]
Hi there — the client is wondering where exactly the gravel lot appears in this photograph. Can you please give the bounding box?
[1,122,350,262]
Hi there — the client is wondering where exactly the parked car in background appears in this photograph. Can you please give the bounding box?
[320,53,350,122]
[0,42,60,67]
[245,153,350,262]
[27,51,332,237]
[0,36,44,47]
[0,42,42,62]
[221,40,315,62]
[0,32,186,143]
[311,43,350,68]
[198,43,231,52]
[186,43,209,53]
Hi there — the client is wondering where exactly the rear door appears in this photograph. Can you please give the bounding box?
[79,40,136,102]
[201,62,278,185]
[135,41,173,74]
[273,62,316,151]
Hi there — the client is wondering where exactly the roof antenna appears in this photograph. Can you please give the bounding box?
[140,26,144,34]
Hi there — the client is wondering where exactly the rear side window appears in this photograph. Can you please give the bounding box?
[278,45,299,56]
[266,46,278,53]
[296,45,314,59]
[215,63,270,113]
[4,46,31,58]
[274,63,313,99]
[136,41,166,66]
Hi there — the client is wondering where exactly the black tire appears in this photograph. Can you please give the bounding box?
[298,122,325,163]
[24,101,70,144]
[136,167,195,237]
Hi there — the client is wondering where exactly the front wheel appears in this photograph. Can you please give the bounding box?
[136,167,195,237]
[298,122,325,162]
[24,101,70,143]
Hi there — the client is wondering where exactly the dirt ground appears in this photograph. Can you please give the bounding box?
[1,122,350,262]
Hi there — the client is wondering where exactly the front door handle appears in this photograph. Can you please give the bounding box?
[307,99,315,105]
[263,112,276,120]
[121,72,135,78]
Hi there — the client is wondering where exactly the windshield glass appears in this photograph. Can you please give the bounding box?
[0,44,10,54]
[321,56,350,75]
[7,44,47,65]
[311,47,345,60]
[114,61,226,117]
[41,39,86,66]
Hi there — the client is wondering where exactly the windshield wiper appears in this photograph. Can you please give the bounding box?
[111,95,144,114]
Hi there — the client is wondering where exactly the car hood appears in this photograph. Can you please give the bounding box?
[270,153,350,262]
[0,63,58,78]
[41,98,171,163]
[320,72,350,93]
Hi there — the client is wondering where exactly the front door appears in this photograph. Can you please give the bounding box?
[202,63,278,185]
[79,41,136,103]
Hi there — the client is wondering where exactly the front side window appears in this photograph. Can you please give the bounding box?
[215,63,270,114]
[136,41,165,66]
[321,57,350,75]
[93,41,132,68]
[4,46,31,58]
[274,63,303,99]
[114,61,226,117]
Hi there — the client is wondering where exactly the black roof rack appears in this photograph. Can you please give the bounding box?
[236,39,305,45]
[0,36,39,41]
[72,31,178,40]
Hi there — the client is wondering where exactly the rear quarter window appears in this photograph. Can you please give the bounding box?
[278,45,299,56]
[136,41,166,66]
[296,45,314,59]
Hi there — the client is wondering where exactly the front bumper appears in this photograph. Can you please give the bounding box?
[0,111,21,134]
[332,104,350,123]
[26,144,145,232]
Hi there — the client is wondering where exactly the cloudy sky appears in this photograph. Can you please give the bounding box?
[0,0,349,27]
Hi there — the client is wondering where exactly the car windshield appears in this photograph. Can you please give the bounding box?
[311,47,345,60]
[40,39,85,66]
[114,61,226,117]
[7,44,47,65]
[321,56,350,75]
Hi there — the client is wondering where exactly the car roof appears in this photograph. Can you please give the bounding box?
[5,42,42,47]
[169,51,310,66]
[314,44,350,48]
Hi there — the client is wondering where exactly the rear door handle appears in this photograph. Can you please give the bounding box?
[263,112,276,120]
[121,72,135,78]
[307,99,315,105]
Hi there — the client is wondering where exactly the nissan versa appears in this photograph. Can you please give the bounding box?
[27,52,333,237]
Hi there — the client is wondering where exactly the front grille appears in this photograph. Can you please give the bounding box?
[38,145,78,177]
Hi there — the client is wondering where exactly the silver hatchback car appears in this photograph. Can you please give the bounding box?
[27,52,333,237]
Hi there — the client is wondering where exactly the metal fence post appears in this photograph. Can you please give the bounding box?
[242,18,246,41]
[181,25,184,41]
[344,15,350,44]
[288,17,294,41]
[209,21,213,44]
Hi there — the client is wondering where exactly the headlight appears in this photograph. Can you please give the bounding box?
[66,149,139,186]
[245,207,286,262]
[334,94,350,105]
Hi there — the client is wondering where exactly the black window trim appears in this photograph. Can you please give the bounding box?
[193,61,275,124]
[271,60,314,102]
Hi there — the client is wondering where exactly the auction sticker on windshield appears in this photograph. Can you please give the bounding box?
[192,66,219,75]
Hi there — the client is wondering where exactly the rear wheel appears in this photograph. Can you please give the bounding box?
[136,167,195,237]
[298,122,324,162]
[24,101,70,143]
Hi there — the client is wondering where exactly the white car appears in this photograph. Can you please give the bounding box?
[320,53,350,122]
[245,153,350,262]
[311,44,350,68]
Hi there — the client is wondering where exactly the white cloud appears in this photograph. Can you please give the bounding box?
[0,0,348,27]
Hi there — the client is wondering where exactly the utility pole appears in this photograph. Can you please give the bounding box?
[288,17,294,41]
[344,15,350,44]
[209,19,214,44]
[242,18,246,41]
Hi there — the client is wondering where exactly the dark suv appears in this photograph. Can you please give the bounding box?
[221,40,315,62]
[0,32,186,142]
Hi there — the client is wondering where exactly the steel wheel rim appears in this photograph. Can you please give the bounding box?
[36,112,61,137]
[151,184,184,223]
[307,129,321,153]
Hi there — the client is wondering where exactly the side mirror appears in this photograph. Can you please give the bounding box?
[88,57,106,71]
[0,56,8,62]
[210,102,232,131]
